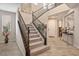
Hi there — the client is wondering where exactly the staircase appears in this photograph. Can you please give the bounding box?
[18,3,62,56]
[28,24,49,55]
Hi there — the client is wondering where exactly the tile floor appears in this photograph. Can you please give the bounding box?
[38,37,79,56]
[0,41,22,56]
[1,37,79,56]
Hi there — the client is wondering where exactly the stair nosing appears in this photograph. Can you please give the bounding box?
[29,34,39,36]
[30,41,43,46]
[30,37,41,40]
[31,46,48,53]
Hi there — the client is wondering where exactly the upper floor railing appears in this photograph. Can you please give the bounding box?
[33,3,55,20]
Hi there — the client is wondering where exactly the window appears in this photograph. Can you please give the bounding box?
[2,15,11,33]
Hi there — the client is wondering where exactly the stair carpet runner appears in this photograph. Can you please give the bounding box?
[28,24,49,56]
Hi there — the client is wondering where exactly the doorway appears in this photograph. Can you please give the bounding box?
[48,18,58,39]
[0,10,16,43]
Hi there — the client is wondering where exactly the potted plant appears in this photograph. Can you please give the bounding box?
[3,25,10,44]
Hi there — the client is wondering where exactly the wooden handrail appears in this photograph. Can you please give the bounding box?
[18,10,30,56]
[32,14,47,45]
[32,14,45,27]
[33,21,47,45]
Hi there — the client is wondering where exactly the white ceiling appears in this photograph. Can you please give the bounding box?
[48,4,71,16]
[0,3,21,13]
[66,3,79,8]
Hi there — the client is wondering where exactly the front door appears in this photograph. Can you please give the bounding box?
[48,19,57,38]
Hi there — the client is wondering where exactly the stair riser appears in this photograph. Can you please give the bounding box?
[27,25,32,26]
[30,35,39,38]
[28,25,33,26]
[29,34,39,36]
[30,31,37,32]
[29,27,35,29]
[30,29,36,31]
[30,32,38,34]
[31,46,49,56]
[30,42,43,49]
[30,39,41,43]
[29,27,34,28]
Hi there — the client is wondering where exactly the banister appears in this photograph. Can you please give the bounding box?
[18,10,30,56]
[32,4,49,13]
[33,21,47,45]
[32,13,47,45]
[32,3,62,21]
[32,14,45,27]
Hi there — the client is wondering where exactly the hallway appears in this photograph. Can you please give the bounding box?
[0,41,22,56]
[0,3,79,56]
[38,37,79,56]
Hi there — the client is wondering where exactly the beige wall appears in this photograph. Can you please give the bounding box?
[32,3,43,12]
[73,7,79,48]
[20,11,32,24]
[20,3,43,13]
[21,3,32,13]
